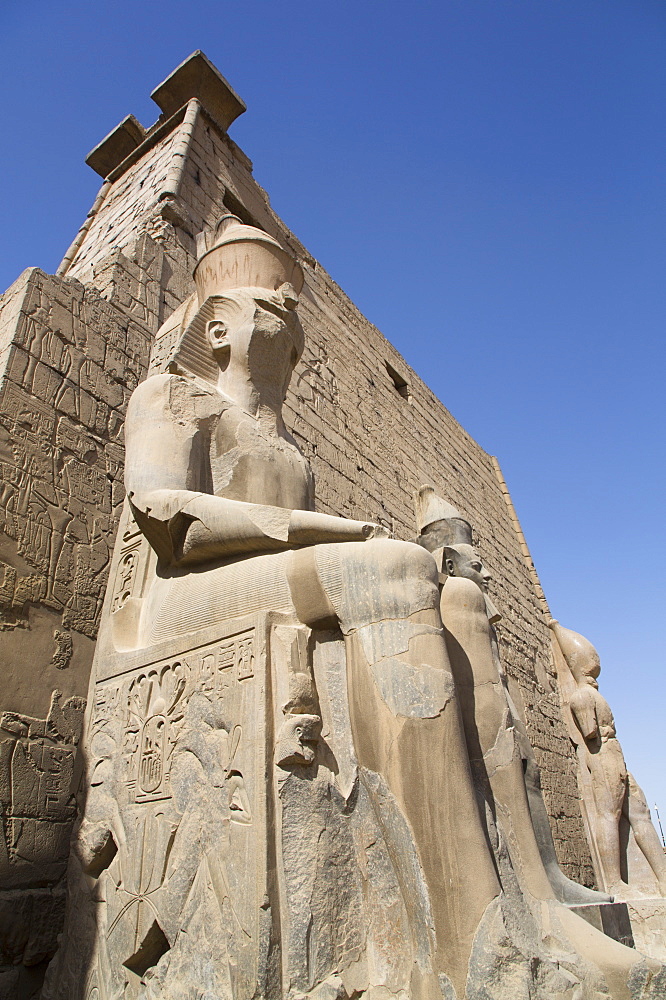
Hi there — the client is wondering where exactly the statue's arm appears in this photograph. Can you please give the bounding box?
[125,375,386,566]
[568,688,600,742]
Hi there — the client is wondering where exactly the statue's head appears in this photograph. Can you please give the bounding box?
[158,216,306,395]
[549,622,601,686]
[415,486,492,593]
[442,542,492,592]
[204,284,304,395]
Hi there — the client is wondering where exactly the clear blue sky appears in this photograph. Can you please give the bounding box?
[1,1,665,823]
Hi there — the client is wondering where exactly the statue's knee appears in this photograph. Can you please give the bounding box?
[363,537,437,574]
[361,538,440,597]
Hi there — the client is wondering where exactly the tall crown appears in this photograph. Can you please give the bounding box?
[193,215,304,302]
[416,486,473,545]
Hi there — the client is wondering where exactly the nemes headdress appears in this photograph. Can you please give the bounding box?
[150,216,304,384]
[416,486,473,546]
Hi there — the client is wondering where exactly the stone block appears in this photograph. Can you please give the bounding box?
[151,50,246,131]
[570,902,635,949]
[625,897,666,963]
[85,115,146,178]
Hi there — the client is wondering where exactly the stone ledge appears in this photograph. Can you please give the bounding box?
[151,49,246,132]
[570,901,635,949]
[86,115,147,179]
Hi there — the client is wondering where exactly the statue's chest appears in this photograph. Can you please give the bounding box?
[210,409,312,508]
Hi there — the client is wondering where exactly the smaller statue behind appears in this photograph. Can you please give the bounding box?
[416,486,609,906]
[551,621,666,899]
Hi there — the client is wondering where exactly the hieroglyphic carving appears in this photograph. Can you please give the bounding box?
[0,690,85,887]
[0,270,152,641]
[295,344,340,417]
[111,549,140,613]
[51,629,73,670]
[124,660,188,797]
[0,266,153,996]
[44,619,262,998]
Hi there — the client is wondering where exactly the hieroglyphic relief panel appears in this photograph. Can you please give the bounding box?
[0,267,152,662]
[0,690,85,984]
[0,691,85,887]
[0,264,154,997]
[57,617,268,1000]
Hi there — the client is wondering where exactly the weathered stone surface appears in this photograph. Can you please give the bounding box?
[0,262,154,992]
[150,50,246,131]
[55,63,590,900]
[418,489,610,908]
[86,115,147,179]
[5,53,648,996]
[571,901,635,948]
[43,217,666,1000]
[552,622,666,963]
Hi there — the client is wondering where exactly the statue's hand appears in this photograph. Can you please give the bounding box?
[363,523,392,540]
[288,510,391,545]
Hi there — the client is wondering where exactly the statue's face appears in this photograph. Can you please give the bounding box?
[206,286,304,392]
[445,544,492,592]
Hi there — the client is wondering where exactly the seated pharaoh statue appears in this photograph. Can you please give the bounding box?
[44,218,666,1000]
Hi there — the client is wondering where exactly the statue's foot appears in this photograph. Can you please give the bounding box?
[607,880,646,902]
[548,869,613,905]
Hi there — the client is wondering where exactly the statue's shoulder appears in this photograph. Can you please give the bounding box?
[442,575,487,605]
[128,372,223,423]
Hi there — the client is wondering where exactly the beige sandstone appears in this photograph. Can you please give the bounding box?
[552,622,666,960]
[0,50,660,997]
[44,218,666,999]
[416,488,610,908]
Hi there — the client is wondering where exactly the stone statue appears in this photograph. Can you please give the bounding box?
[44,219,666,1000]
[415,488,608,906]
[551,622,666,899]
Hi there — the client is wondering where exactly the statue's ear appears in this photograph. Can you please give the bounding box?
[277,282,299,311]
[443,547,457,577]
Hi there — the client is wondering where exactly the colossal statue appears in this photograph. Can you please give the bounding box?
[44,218,666,1000]
[551,622,666,899]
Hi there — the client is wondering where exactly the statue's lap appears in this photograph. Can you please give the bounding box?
[142,539,440,646]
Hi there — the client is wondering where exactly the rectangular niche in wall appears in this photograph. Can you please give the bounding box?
[385,360,411,402]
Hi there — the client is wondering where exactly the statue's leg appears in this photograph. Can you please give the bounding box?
[523,756,612,903]
[587,744,627,892]
[625,773,666,895]
[288,539,500,998]
[494,644,611,903]
[442,577,568,902]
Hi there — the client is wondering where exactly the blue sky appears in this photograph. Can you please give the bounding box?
[1,1,665,823]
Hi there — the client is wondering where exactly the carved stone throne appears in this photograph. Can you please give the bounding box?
[51,498,442,1000]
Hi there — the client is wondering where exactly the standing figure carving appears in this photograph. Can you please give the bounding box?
[551,621,666,899]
